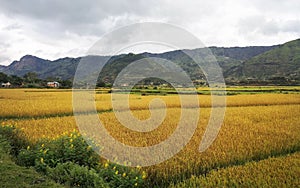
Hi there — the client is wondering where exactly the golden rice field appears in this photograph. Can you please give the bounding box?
[0,88,300,187]
[1,88,300,117]
[169,152,300,188]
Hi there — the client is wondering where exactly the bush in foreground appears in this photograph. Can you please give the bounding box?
[0,125,146,187]
[47,162,108,188]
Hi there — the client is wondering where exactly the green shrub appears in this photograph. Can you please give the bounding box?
[47,162,108,188]
[96,162,146,187]
[17,147,36,167]
[45,132,100,168]
[17,131,100,169]
[1,127,146,187]
[0,125,30,157]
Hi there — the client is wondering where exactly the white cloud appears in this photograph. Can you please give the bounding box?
[0,0,299,65]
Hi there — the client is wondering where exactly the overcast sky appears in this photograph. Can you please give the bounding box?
[0,0,299,65]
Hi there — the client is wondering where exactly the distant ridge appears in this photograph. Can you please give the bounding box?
[1,39,299,85]
[225,39,300,84]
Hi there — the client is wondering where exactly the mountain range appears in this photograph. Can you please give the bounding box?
[1,39,299,85]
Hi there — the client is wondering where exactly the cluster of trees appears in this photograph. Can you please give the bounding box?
[0,72,72,88]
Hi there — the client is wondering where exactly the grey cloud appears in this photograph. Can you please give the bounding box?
[238,16,300,36]
[0,42,10,49]
[89,22,204,55]
[0,55,11,65]
[281,20,300,33]
[250,0,300,15]
[260,20,279,35]
[0,0,157,36]
[3,23,23,31]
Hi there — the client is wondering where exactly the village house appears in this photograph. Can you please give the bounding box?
[1,82,11,87]
[47,81,60,88]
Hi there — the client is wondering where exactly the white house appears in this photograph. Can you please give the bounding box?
[47,81,60,88]
[1,82,11,87]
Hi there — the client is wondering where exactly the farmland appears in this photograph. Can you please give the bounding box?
[0,87,300,187]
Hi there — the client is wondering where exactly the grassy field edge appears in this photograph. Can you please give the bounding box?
[0,134,64,188]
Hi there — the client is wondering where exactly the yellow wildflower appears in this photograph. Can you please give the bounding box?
[104,163,109,168]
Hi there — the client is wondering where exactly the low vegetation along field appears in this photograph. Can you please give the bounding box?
[0,87,299,187]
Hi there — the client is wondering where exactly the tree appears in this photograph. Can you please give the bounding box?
[0,72,9,83]
[24,72,38,83]
[10,75,23,86]
[96,81,106,87]
[60,80,72,88]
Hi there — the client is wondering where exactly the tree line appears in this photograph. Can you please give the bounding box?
[0,72,72,88]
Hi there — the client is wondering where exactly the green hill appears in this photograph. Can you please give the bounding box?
[225,39,300,85]
[1,39,299,85]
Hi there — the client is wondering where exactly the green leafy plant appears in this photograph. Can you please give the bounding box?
[0,125,30,157]
[96,162,146,187]
[1,126,146,187]
[17,131,100,169]
[47,162,108,188]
